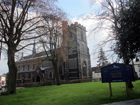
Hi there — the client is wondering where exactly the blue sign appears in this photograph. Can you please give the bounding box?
[101,63,135,83]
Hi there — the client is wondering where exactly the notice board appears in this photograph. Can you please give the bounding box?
[101,63,135,83]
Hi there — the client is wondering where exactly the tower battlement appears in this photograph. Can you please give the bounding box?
[71,22,86,31]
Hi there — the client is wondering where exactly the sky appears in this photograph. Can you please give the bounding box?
[0,0,114,75]
[57,0,96,18]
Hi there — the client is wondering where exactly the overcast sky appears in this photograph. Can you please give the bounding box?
[0,0,115,75]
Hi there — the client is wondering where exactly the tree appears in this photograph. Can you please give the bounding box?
[113,0,140,63]
[112,0,140,87]
[90,0,138,88]
[0,0,63,94]
[97,47,108,66]
[39,15,67,85]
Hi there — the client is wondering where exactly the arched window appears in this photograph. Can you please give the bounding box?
[81,32,84,41]
[49,71,53,79]
[82,61,87,76]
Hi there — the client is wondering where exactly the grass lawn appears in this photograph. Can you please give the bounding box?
[0,81,140,105]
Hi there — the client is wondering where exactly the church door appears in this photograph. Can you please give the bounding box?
[36,76,40,82]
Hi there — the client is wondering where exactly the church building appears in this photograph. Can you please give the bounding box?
[16,22,91,83]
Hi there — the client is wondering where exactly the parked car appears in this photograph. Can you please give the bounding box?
[0,82,2,90]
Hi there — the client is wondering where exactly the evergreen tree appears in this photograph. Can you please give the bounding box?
[97,47,108,67]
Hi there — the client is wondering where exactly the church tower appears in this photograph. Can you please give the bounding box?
[67,22,91,79]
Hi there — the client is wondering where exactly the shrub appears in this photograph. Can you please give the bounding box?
[61,80,67,84]
[17,82,40,87]
[1,91,9,95]
[43,80,53,86]
[31,82,40,87]
[69,79,81,83]
[69,78,92,84]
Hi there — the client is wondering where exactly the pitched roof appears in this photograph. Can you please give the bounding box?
[18,51,51,61]
[91,67,101,73]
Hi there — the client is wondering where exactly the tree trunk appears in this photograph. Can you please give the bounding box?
[7,47,17,94]
[53,61,61,85]
[124,58,134,88]
[127,81,134,88]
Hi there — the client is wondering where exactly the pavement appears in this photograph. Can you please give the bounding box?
[0,87,25,93]
[102,99,140,105]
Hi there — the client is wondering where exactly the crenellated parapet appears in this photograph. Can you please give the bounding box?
[70,22,86,31]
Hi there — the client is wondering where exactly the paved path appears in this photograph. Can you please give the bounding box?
[0,87,25,93]
[102,99,140,105]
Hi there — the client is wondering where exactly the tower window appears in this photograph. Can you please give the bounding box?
[81,32,84,41]
[82,62,87,76]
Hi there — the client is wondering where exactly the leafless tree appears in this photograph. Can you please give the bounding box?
[39,14,67,85]
[89,0,134,88]
[0,0,64,94]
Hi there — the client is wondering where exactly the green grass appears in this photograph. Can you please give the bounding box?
[1,81,140,105]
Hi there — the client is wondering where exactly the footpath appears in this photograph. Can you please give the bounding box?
[0,87,25,93]
[102,99,140,105]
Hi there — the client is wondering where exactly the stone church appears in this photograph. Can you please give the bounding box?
[16,22,91,83]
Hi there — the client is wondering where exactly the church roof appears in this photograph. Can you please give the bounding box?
[17,69,35,73]
[19,51,51,61]
[17,66,53,73]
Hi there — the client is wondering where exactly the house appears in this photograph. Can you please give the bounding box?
[91,67,101,81]
[131,61,140,79]
[0,73,7,86]
[16,22,92,84]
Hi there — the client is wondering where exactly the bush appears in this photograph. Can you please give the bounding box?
[93,78,101,82]
[69,78,92,84]
[80,78,92,83]
[31,82,40,87]
[61,80,67,84]
[17,82,41,87]
[1,91,9,95]
[43,80,53,86]
[69,79,81,83]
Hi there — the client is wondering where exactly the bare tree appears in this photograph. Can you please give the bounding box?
[0,0,63,94]
[89,0,134,88]
[39,15,68,85]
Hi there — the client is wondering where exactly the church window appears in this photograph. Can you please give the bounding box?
[69,58,77,69]
[82,61,87,76]
[18,66,20,71]
[28,73,31,78]
[33,64,36,70]
[27,65,30,70]
[23,66,25,71]
[59,66,63,74]
[81,32,84,41]
[49,71,53,79]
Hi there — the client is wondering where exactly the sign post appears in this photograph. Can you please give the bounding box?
[101,63,135,97]
[109,82,112,97]
[125,82,129,97]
